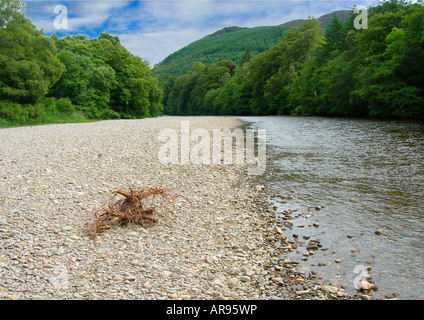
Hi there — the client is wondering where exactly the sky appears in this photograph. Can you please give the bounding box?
[22,0,378,65]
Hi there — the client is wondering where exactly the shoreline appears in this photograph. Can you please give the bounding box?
[0,116,348,300]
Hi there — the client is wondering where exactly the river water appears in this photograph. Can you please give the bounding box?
[238,116,424,300]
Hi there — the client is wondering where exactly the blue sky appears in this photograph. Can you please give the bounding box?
[22,1,378,65]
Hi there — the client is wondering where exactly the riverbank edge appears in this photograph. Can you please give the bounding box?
[230,117,353,300]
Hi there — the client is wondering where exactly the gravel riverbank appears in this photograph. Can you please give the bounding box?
[0,116,349,300]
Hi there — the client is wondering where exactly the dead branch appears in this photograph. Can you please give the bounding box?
[85,186,175,239]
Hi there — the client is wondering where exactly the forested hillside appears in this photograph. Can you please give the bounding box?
[162,1,424,119]
[156,11,351,77]
[156,25,290,77]
[0,0,161,127]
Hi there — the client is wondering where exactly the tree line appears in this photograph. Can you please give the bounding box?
[162,0,424,119]
[2,0,423,126]
[0,0,162,126]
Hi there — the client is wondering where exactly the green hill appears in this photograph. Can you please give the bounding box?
[156,25,290,76]
[155,10,351,77]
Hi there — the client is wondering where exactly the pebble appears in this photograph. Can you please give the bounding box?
[143,282,152,289]
[321,285,338,294]
[296,289,310,295]
[225,278,239,288]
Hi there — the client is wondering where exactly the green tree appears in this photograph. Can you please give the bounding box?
[0,3,64,122]
[322,13,346,54]
[50,33,162,119]
[247,18,323,115]
[240,47,251,66]
[0,0,22,28]
[351,2,424,118]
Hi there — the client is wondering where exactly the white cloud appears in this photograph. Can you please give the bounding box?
[23,0,379,64]
[24,1,131,33]
[118,27,217,65]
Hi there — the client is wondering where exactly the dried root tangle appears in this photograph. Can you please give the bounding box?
[85,186,174,239]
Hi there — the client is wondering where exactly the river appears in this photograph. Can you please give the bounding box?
[238,116,424,300]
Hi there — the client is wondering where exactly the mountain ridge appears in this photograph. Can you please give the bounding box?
[156,9,351,76]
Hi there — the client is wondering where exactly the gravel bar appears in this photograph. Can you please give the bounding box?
[0,116,349,300]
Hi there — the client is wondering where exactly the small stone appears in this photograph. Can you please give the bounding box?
[375,229,383,235]
[321,285,338,294]
[239,276,251,283]
[337,290,347,297]
[335,259,343,263]
[225,277,238,288]
[253,250,265,256]
[357,280,373,290]
[307,244,319,250]
[206,256,218,264]
[275,227,284,234]
[357,293,372,300]
[162,271,172,278]
[143,281,152,289]
[211,278,224,287]
[296,289,310,295]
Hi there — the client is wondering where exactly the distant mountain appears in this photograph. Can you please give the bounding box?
[156,25,290,77]
[156,10,351,77]
[281,10,351,27]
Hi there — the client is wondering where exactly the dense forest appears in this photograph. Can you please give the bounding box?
[162,0,424,119]
[0,0,161,126]
[2,0,423,127]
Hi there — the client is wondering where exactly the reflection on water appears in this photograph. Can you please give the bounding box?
[239,116,424,300]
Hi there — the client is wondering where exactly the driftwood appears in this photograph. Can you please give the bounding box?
[85,187,175,239]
